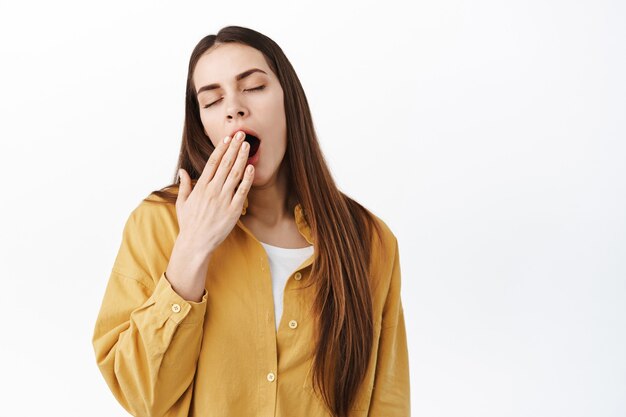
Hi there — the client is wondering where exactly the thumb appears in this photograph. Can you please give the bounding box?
[177,168,191,203]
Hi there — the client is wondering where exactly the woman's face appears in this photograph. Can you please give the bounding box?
[193,42,287,186]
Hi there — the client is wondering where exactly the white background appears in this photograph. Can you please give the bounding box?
[0,0,624,416]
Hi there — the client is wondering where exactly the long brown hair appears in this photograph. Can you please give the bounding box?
[145,26,384,417]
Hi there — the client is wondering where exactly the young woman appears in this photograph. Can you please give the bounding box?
[92,25,410,417]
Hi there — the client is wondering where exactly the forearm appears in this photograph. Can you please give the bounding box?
[165,234,214,302]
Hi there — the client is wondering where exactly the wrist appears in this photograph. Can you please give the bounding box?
[175,233,215,262]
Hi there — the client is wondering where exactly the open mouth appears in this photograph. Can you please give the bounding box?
[244,133,261,157]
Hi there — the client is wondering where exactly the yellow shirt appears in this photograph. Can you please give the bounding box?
[92,193,410,417]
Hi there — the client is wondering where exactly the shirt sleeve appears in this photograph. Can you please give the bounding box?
[92,207,208,417]
[368,237,411,416]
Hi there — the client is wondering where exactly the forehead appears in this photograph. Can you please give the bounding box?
[193,43,271,87]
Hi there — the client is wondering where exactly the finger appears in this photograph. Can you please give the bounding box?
[222,140,250,195]
[212,131,246,188]
[231,163,255,210]
[198,134,233,186]
[177,168,191,204]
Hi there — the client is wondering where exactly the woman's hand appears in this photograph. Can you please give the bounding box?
[176,130,254,257]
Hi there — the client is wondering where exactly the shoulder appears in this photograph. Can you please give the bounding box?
[127,190,179,234]
[117,190,179,258]
[359,204,399,259]
[112,190,180,285]
[346,200,400,288]
[344,196,397,248]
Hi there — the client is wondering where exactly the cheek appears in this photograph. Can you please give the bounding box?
[198,116,216,146]
[263,88,284,114]
[264,101,286,134]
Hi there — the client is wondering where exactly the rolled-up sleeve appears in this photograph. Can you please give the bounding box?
[92,208,208,417]
[368,237,411,416]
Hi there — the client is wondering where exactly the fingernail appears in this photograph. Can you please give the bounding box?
[237,131,245,140]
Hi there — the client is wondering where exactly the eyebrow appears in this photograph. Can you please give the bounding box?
[196,68,268,95]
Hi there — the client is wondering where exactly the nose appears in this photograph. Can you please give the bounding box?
[226,96,248,120]
[227,109,246,119]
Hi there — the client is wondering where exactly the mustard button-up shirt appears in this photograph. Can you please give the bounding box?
[92,194,410,416]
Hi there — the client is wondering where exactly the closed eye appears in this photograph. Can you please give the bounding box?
[202,85,266,109]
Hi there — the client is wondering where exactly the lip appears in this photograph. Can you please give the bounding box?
[229,126,262,142]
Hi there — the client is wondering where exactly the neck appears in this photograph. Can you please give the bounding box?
[246,160,296,226]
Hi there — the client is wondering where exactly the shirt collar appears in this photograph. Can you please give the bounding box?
[187,180,313,245]
[239,196,314,245]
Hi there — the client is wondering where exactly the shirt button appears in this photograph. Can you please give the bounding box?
[289,320,298,329]
[294,272,302,280]
[171,304,181,313]
[267,372,276,382]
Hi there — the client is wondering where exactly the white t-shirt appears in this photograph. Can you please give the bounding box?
[259,241,314,330]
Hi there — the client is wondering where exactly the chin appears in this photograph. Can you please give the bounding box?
[248,168,262,184]
[251,173,267,186]
[251,168,279,187]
